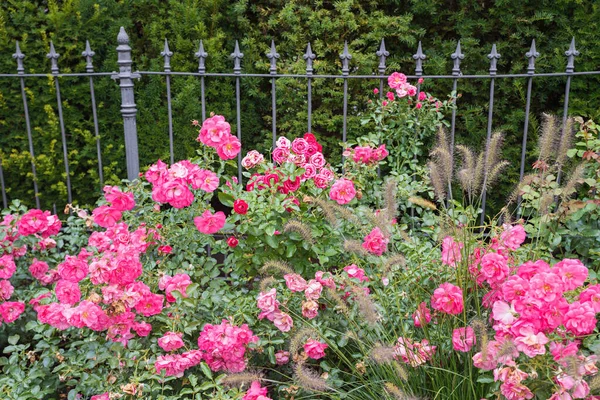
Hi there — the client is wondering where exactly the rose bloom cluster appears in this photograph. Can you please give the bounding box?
[266,133,335,189]
[344,144,389,165]
[29,218,194,347]
[145,159,219,209]
[387,72,417,98]
[257,270,337,331]
[394,336,436,367]
[197,319,258,372]
[447,224,600,400]
[0,210,64,325]
[91,185,135,228]
[196,115,241,160]
[155,319,258,377]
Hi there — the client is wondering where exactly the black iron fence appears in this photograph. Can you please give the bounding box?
[0,27,597,219]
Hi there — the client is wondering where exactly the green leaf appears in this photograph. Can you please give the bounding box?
[7,335,19,345]
[477,376,494,384]
[217,192,234,207]
[200,362,213,379]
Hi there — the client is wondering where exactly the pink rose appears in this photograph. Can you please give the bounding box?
[194,210,226,234]
[291,138,309,155]
[388,72,407,89]
[216,135,242,160]
[564,301,597,336]
[272,147,290,164]
[273,311,293,332]
[362,227,389,256]
[158,331,185,352]
[275,350,290,365]
[431,283,463,315]
[412,301,431,328]
[452,327,476,352]
[441,236,463,267]
[0,301,25,323]
[500,224,526,250]
[55,280,81,305]
[0,255,16,280]
[304,339,328,359]
[553,258,588,291]
[284,273,308,292]
[343,264,368,282]
[304,279,323,300]
[92,205,122,228]
[103,186,135,211]
[329,178,356,205]
[302,300,319,319]
[197,115,231,146]
[309,152,326,169]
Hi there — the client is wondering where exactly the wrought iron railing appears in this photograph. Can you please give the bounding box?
[0,27,597,220]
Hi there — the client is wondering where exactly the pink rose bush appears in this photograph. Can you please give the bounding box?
[146,159,219,209]
[196,115,241,160]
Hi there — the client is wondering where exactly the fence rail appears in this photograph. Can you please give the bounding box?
[0,27,592,220]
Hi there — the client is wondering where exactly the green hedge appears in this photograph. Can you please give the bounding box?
[1,0,599,212]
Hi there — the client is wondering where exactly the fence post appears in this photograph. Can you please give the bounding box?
[112,27,140,180]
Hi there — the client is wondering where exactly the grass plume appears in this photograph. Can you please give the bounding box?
[344,239,369,256]
[369,344,397,365]
[260,260,294,276]
[382,253,406,276]
[538,113,558,163]
[289,327,319,357]
[221,372,263,388]
[325,287,349,315]
[284,220,314,244]
[384,178,399,221]
[294,359,330,392]
[407,196,437,210]
[561,163,585,202]
[258,276,277,293]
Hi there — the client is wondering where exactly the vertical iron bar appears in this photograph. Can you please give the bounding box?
[557,38,579,186]
[13,42,40,208]
[304,43,315,133]
[161,39,174,164]
[480,44,501,226]
[47,42,72,204]
[267,41,279,148]
[231,41,244,182]
[340,42,352,153]
[0,155,6,209]
[517,40,539,216]
[412,42,426,221]
[112,27,140,181]
[376,39,389,179]
[195,41,208,122]
[82,41,103,188]
[449,41,464,207]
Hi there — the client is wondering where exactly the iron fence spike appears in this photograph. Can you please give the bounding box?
[377,38,389,75]
[451,40,464,76]
[487,44,501,76]
[413,41,426,76]
[525,39,539,75]
[565,37,579,73]
[231,40,244,74]
[303,42,316,76]
[340,41,352,76]
[82,40,95,72]
[195,40,208,74]
[266,40,280,75]
[161,38,173,72]
[47,41,60,74]
[13,42,25,73]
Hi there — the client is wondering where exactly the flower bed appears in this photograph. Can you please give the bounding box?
[1,74,600,400]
